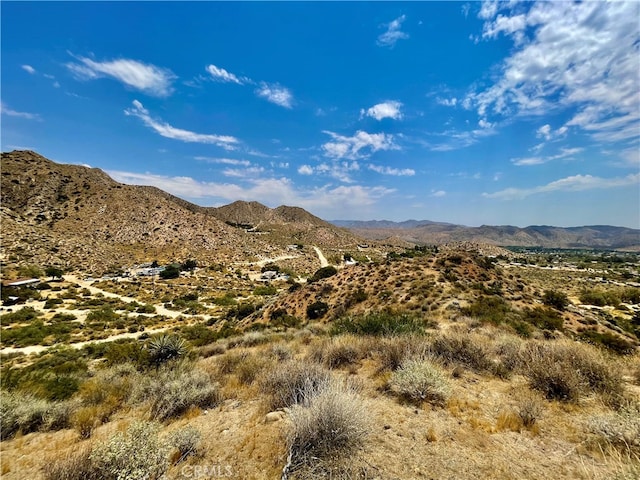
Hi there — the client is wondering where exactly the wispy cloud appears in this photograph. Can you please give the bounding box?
[107,169,395,215]
[361,101,403,121]
[205,64,248,85]
[124,100,238,148]
[367,164,415,176]
[430,190,446,197]
[0,102,42,121]
[466,2,640,143]
[255,82,293,108]
[377,15,409,48]
[222,166,265,178]
[322,130,398,160]
[195,156,251,166]
[299,161,361,183]
[484,173,640,200]
[66,55,176,97]
[298,165,314,175]
[21,64,36,74]
[511,147,584,166]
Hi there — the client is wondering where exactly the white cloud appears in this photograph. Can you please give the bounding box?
[436,97,458,107]
[367,164,415,176]
[107,169,395,215]
[66,55,176,97]
[222,166,265,178]
[322,130,398,160]
[205,64,247,85]
[255,82,293,108]
[512,147,584,166]
[536,124,552,141]
[361,101,403,121]
[430,190,446,197]
[124,100,238,148]
[298,165,314,175]
[0,102,42,121]
[377,15,409,48]
[21,65,36,74]
[195,156,251,166]
[466,2,640,143]
[484,173,640,200]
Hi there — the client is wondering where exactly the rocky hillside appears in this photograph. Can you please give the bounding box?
[0,151,360,274]
[335,220,640,250]
[211,201,357,246]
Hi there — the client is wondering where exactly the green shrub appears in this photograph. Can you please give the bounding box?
[159,265,180,280]
[330,312,426,336]
[579,330,636,355]
[1,306,42,324]
[580,289,621,307]
[253,285,277,296]
[211,293,237,306]
[460,296,512,324]
[389,359,451,405]
[543,290,569,310]
[521,306,564,331]
[306,301,329,320]
[309,266,338,283]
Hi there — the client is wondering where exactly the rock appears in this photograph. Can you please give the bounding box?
[265,411,286,423]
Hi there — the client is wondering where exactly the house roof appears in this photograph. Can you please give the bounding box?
[1,278,41,287]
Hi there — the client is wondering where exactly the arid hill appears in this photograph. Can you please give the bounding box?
[0,151,360,274]
[211,201,356,246]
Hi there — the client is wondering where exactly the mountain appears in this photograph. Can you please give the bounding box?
[0,151,359,273]
[211,201,356,246]
[332,219,640,250]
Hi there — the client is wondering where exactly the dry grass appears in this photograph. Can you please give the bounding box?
[130,363,220,421]
[285,382,371,478]
[521,340,623,401]
[389,358,451,406]
[307,335,365,369]
[260,360,330,411]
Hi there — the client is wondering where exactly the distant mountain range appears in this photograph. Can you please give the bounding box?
[332,220,640,250]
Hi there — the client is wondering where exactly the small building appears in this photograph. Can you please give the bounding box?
[1,278,40,288]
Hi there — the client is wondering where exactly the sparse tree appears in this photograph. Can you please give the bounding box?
[45,266,64,280]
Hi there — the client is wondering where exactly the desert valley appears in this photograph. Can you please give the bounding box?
[0,150,639,480]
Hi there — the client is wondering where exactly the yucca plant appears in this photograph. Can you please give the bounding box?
[147,335,188,368]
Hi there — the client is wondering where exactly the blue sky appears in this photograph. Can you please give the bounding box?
[2,1,639,228]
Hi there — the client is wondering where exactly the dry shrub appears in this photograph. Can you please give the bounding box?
[215,350,249,375]
[516,391,544,429]
[227,331,270,348]
[522,340,622,401]
[285,383,371,478]
[589,401,640,452]
[42,445,97,480]
[131,363,220,421]
[371,336,426,372]
[495,410,524,432]
[168,425,202,464]
[266,343,293,362]
[235,354,272,385]
[90,421,170,480]
[260,360,330,411]
[199,342,227,358]
[429,331,494,373]
[389,358,451,406]
[308,335,364,369]
[0,391,73,439]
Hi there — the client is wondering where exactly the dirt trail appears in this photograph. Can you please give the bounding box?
[313,246,329,267]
